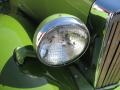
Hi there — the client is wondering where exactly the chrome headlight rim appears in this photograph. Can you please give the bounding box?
[37,25,90,67]
[34,15,90,67]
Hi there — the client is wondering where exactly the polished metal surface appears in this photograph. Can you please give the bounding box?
[95,0,120,13]
[88,0,120,88]
[34,16,90,66]
[39,24,89,65]
[96,12,120,88]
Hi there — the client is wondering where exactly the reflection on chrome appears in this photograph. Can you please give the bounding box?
[39,24,89,65]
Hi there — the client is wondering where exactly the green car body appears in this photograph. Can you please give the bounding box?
[0,0,120,90]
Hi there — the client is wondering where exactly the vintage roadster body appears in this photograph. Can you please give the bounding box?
[0,0,120,90]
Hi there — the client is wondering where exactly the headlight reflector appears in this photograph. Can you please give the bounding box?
[33,14,90,66]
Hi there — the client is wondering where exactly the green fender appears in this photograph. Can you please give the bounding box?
[0,14,32,72]
[0,14,77,90]
[10,0,94,23]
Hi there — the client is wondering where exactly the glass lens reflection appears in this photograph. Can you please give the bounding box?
[39,25,89,65]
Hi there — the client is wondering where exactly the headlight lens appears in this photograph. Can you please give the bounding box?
[33,14,90,66]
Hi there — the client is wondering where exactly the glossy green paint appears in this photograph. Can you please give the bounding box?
[70,66,94,90]
[79,3,120,89]
[0,84,59,90]
[10,0,94,23]
[9,13,36,40]
[0,56,78,90]
[76,2,111,88]
[0,14,78,90]
[90,7,109,87]
[1,1,119,90]
[0,14,32,72]
[115,86,120,90]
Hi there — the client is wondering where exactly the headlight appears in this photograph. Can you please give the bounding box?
[33,14,90,67]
